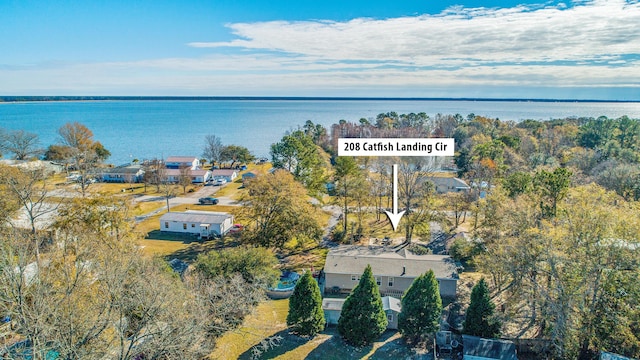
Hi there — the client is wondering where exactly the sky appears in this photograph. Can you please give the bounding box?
[1,0,639,100]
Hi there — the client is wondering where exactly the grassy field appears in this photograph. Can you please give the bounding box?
[210,299,421,360]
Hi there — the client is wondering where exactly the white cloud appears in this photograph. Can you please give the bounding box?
[2,1,639,98]
[188,0,640,67]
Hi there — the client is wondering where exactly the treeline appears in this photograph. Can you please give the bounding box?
[268,113,639,359]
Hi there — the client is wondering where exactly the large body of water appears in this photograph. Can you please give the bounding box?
[1,99,639,165]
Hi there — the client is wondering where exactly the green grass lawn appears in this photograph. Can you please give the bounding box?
[210,299,421,360]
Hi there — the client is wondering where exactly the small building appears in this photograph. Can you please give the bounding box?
[165,156,200,170]
[381,295,402,329]
[159,210,233,238]
[189,169,211,183]
[323,245,459,298]
[430,176,471,194]
[242,171,257,183]
[211,169,238,182]
[322,298,345,326]
[99,164,144,183]
[322,296,401,329]
[162,169,211,184]
[462,335,518,360]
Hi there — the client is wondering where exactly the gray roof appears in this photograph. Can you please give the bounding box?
[462,335,518,360]
[166,156,197,163]
[322,296,401,313]
[100,165,143,175]
[322,298,345,311]
[324,245,459,280]
[211,169,238,176]
[160,210,232,225]
[382,296,401,312]
[430,176,471,190]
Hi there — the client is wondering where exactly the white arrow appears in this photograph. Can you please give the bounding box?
[384,164,405,231]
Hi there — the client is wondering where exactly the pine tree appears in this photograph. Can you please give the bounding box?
[286,271,325,336]
[337,265,388,346]
[463,278,501,338]
[398,269,442,343]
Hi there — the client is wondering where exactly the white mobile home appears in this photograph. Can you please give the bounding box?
[159,211,233,238]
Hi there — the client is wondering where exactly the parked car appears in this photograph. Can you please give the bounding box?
[214,178,227,186]
[229,224,244,233]
[198,197,219,205]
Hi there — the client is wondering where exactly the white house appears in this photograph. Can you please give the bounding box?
[159,210,234,238]
[323,245,459,298]
[189,169,211,183]
[211,169,238,182]
[162,169,211,184]
[165,156,200,170]
[99,164,144,183]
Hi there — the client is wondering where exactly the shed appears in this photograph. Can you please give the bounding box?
[242,171,257,183]
[462,335,518,360]
[322,296,401,329]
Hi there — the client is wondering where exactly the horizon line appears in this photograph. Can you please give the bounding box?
[0,96,638,103]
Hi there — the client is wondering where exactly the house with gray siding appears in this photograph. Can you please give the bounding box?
[429,176,471,194]
[323,245,459,299]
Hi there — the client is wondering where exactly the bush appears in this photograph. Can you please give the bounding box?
[287,272,325,336]
[338,265,387,346]
[449,237,482,267]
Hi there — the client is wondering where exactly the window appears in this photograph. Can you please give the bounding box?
[164,222,169,229]
[351,275,359,281]
[387,314,393,322]
[388,277,394,287]
[191,223,195,228]
[183,223,187,230]
[376,276,381,286]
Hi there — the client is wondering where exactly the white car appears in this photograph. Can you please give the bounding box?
[214,178,227,186]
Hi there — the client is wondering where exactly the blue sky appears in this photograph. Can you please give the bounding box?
[1,0,639,100]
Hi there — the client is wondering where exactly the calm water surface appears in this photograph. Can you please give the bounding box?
[1,100,639,165]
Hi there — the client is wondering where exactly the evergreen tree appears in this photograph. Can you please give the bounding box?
[286,271,325,337]
[463,278,501,338]
[337,265,387,346]
[398,269,442,343]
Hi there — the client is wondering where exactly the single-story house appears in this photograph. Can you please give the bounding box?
[462,335,518,360]
[159,210,234,238]
[323,245,459,298]
[322,296,401,329]
[211,169,238,182]
[430,176,471,194]
[189,169,211,183]
[165,156,200,170]
[162,169,211,183]
[99,164,144,183]
[242,171,257,183]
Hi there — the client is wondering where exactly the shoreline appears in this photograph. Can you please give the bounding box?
[1,96,638,104]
